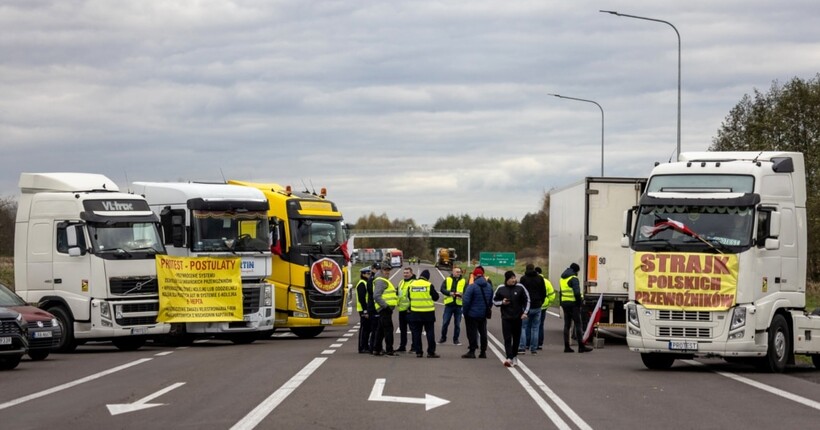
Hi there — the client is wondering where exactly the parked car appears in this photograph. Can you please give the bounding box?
[0,307,27,370]
[0,283,62,361]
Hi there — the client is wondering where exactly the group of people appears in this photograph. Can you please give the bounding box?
[356,261,592,366]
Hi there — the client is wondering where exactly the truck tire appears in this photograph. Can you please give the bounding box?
[28,350,50,361]
[640,353,676,370]
[290,327,324,338]
[112,337,146,351]
[759,314,789,373]
[0,355,23,370]
[48,306,78,353]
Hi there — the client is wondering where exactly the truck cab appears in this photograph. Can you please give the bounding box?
[15,173,170,352]
[133,182,274,343]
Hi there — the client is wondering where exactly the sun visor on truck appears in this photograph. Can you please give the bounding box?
[80,212,160,223]
[186,198,269,212]
[640,192,761,207]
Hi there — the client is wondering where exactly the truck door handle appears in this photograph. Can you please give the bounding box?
[54,279,62,284]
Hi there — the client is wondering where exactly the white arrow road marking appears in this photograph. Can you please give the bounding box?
[106,382,186,416]
[368,378,450,411]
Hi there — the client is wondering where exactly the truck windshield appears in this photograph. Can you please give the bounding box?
[88,222,165,257]
[290,219,345,246]
[192,210,270,253]
[634,205,754,248]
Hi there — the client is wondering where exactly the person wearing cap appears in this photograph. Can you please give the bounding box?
[518,263,547,355]
[561,263,592,353]
[535,266,556,351]
[367,262,380,352]
[461,267,494,358]
[493,271,530,367]
[373,262,399,356]
[439,266,466,345]
[396,266,417,353]
[407,269,440,358]
[356,266,374,354]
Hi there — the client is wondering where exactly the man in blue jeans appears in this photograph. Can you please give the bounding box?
[439,266,466,345]
[519,263,546,354]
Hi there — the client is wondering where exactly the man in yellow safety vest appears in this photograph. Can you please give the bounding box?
[408,270,440,358]
[560,263,592,353]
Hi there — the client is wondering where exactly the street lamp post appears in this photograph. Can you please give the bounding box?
[548,94,605,176]
[600,10,681,161]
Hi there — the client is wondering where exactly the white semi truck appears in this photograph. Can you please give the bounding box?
[623,152,820,371]
[133,182,274,343]
[549,177,647,332]
[15,173,170,352]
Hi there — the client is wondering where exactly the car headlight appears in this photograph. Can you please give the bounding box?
[627,303,640,328]
[730,306,747,330]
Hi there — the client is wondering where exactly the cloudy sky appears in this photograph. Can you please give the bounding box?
[2,0,819,225]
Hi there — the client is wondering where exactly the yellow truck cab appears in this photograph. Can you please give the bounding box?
[229,181,349,338]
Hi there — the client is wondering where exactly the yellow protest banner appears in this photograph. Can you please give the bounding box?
[633,252,738,311]
[156,255,243,322]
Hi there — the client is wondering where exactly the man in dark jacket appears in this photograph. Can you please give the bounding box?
[356,267,373,354]
[518,263,546,354]
[461,267,494,359]
[493,271,530,367]
[561,263,592,353]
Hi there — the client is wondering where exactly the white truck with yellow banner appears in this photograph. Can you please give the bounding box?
[133,182,274,344]
[228,181,349,338]
[623,151,820,372]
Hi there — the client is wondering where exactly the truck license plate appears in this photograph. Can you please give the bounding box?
[0,337,11,345]
[131,327,147,335]
[321,319,332,325]
[34,331,52,338]
[669,341,698,351]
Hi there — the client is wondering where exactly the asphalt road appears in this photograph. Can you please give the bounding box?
[1,264,818,429]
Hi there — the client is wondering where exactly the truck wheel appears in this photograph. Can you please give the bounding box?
[28,350,50,361]
[760,314,789,373]
[48,306,78,353]
[812,355,820,369]
[0,355,23,370]
[290,327,324,338]
[640,353,676,370]
[112,337,146,351]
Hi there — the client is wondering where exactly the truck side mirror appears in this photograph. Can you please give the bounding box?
[764,238,780,250]
[768,211,781,237]
[66,224,78,247]
[621,207,635,248]
[160,207,186,247]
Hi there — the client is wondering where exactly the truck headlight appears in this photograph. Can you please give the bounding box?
[730,306,747,330]
[264,285,272,307]
[627,303,640,328]
[294,292,306,311]
[100,301,111,319]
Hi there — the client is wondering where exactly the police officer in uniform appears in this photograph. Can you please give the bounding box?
[408,270,440,357]
[373,262,398,356]
[356,267,373,353]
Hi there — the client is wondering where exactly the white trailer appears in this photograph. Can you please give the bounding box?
[549,177,647,330]
[133,182,274,343]
[15,173,170,352]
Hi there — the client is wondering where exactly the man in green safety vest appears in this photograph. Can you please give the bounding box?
[396,266,416,353]
[439,266,466,345]
[356,266,374,354]
[560,263,592,353]
[373,262,398,356]
[536,266,556,351]
[408,269,440,358]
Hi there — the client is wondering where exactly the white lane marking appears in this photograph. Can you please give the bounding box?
[683,360,820,411]
[515,359,593,430]
[106,382,186,416]
[547,310,561,318]
[321,350,336,355]
[368,378,449,411]
[0,358,153,411]
[343,333,354,337]
[329,344,343,348]
[485,334,571,430]
[154,351,174,356]
[336,338,349,342]
[272,333,294,338]
[231,357,327,430]
[194,339,210,343]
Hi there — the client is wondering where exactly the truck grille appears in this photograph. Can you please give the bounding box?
[115,302,159,326]
[658,326,711,338]
[110,277,158,296]
[242,284,262,315]
[657,310,711,321]
[305,288,344,319]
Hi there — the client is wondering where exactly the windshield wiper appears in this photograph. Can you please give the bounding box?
[99,247,133,258]
[634,238,679,252]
